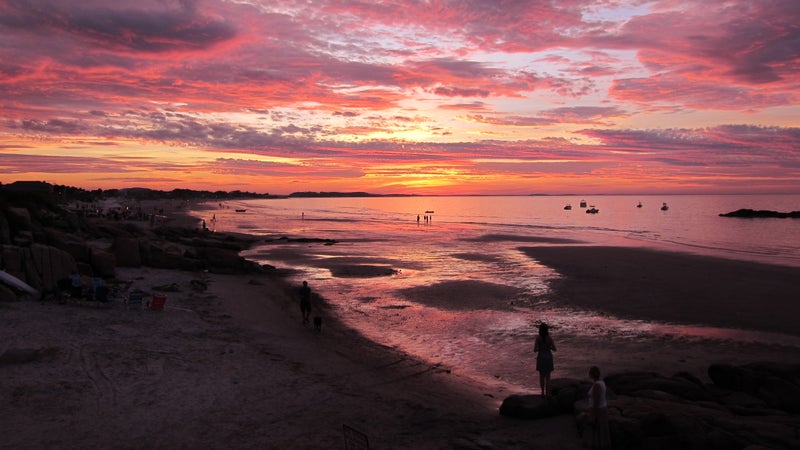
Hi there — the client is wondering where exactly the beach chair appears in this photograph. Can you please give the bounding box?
[88,278,107,302]
[94,285,110,303]
[69,273,84,299]
[126,290,145,310]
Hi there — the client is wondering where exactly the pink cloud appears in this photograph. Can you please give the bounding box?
[0,152,189,174]
[611,75,794,110]
[438,102,488,111]
[579,125,800,168]
[0,1,799,193]
[467,106,627,127]
[0,0,236,53]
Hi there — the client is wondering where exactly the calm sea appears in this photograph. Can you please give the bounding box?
[191,195,800,391]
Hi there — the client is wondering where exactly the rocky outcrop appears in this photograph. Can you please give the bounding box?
[708,362,800,413]
[1,197,264,301]
[112,237,142,267]
[720,209,800,218]
[90,249,116,278]
[1,243,78,295]
[142,239,199,271]
[500,363,800,450]
[499,378,591,419]
[33,244,78,291]
[5,206,45,247]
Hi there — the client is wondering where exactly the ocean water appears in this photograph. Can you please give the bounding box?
[191,195,800,391]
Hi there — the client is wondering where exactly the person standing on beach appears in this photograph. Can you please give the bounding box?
[298,280,312,324]
[587,366,611,449]
[534,323,556,397]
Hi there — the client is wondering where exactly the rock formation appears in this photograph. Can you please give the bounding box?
[720,209,800,218]
[0,192,263,301]
[500,363,800,449]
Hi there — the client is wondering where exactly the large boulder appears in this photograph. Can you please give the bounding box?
[22,248,43,291]
[500,378,590,419]
[6,207,32,230]
[605,371,712,402]
[76,262,93,277]
[2,245,24,273]
[190,246,260,274]
[90,249,116,278]
[500,366,800,450]
[550,377,592,411]
[499,394,562,419]
[112,237,142,267]
[26,244,76,291]
[142,240,203,271]
[59,236,91,263]
[0,212,10,244]
[709,362,800,413]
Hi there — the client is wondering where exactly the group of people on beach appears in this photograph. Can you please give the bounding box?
[416,214,433,224]
[535,323,611,449]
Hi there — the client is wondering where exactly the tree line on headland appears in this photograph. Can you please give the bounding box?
[0,180,276,207]
[0,180,413,207]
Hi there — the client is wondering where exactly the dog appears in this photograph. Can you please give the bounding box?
[313,316,322,332]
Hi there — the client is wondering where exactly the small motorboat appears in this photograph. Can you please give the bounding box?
[235,209,247,213]
[660,202,669,211]
[586,206,599,214]
[579,200,587,208]
[637,202,643,208]
[564,204,572,210]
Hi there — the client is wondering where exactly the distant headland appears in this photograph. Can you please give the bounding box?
[0,180,277,202]
[0,181,418,201]
[720,208,800,218]
[286,191,415,198]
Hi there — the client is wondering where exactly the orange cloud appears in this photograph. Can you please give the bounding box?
[1,0,798,194]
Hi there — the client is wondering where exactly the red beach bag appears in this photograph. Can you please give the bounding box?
[150,294,167,311]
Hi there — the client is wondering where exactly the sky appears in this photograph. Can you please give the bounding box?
[1,0,799,195]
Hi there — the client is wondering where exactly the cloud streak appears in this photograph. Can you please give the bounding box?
[0,0,798,194]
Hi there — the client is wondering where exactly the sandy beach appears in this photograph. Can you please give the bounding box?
[0,268,585,450]
[2,204,800,449]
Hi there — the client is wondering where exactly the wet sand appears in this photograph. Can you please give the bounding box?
[520,245,800,336]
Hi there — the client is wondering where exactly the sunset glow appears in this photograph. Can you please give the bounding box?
[1,0,798,194]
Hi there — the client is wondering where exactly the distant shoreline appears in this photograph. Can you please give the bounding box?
[5,180,800,199]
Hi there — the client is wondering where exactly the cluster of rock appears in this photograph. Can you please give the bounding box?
[720,209,800,218]
[0,198,263,302]
[500,362,800,449]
